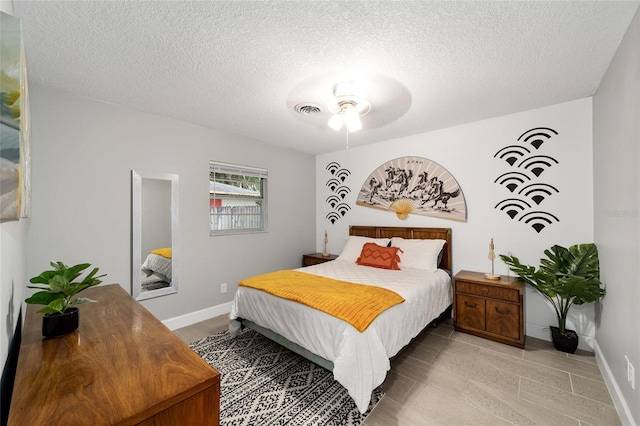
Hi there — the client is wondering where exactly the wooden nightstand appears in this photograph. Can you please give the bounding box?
[302,253,338,267]
[453,270,525,348]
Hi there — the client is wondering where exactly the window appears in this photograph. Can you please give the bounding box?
[209,161,267,235]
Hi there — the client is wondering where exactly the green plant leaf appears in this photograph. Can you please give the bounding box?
[62,262,91,282]
[36,306,63,315]
[50,261,65,270]
[26,284,52,290]
[500,243,605,332]
[25,291,60,306]
[81,267,101,282]
[29,269,59,284]
[48,274,70,292]
[69,298,96,306]
[35,298,67,315]
[49,298,65,312]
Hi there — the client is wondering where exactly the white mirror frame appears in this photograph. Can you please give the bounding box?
[132,170,179,300]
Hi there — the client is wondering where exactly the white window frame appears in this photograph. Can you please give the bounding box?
[209,161,268,236]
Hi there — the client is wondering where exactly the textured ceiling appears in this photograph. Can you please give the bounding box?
[12,1,640,155]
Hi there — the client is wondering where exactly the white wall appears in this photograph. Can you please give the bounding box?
[141,178,171,256]
[0,0,27,388]
[25,85,316,321]
[316,98,596,350]
[593,8,640,426]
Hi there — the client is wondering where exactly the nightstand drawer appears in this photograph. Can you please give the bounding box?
[456,280,520,302]
[486,299,521,340]
[302,253,338,267]
[456,294,486,330]
[303,256,329,266]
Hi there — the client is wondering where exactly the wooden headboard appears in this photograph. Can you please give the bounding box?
[349,225,452,272]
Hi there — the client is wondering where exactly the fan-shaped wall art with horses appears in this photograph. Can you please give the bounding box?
[356,156,467,222]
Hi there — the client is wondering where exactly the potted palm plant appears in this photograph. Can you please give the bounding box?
[26,261,106,338]
[500,243,605,353]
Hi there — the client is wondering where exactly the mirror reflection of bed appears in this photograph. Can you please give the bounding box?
[131,170,179,300]
[141,248,172,291]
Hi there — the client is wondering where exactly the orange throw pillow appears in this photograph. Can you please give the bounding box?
[356,243,403,270]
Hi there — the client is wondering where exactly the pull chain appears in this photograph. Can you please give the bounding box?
[345,127,349,150]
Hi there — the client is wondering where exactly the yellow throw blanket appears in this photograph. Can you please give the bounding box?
[151,248,172,259]
[238,270,405,332]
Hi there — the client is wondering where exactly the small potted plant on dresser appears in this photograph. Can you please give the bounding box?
[500,243,605,354]
[26,261,106,338]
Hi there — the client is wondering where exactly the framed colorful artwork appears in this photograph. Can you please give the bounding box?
[0,12,30,220]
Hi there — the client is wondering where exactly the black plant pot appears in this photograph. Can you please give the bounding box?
[550,326,579,354]
[42,307,79,338]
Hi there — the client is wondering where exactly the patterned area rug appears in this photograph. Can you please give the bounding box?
[190,328,383,426]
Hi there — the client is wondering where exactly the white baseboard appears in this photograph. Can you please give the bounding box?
[594,339,636,426]
[526,323,551,343]
[162,302,233,331]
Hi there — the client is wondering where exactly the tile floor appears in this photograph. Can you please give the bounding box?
[175,316,620,426]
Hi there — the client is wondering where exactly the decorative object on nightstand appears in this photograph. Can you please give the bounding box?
[484,238,501,280]
[302,253,338,267]
[322,230,330,257]
[500,243,605,354]
[453,270,525,348]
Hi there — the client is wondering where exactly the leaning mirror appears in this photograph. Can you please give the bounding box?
[132,170,179,300]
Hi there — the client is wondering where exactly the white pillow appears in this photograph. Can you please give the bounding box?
[390,237,446,271]
[337,236,391,263]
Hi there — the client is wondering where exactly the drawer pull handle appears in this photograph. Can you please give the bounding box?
[481,287,489,294]
[495,307,510,315]
[464,301,477,308]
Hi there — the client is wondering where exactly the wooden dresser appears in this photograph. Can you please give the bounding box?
[8,284,220,425]
[453,270,525,348]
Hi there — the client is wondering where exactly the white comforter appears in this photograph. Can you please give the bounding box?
[141,253,172,282]
[229,260,452,413]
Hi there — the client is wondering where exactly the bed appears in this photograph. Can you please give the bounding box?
[229,225,453,413]
[141,248,172,283]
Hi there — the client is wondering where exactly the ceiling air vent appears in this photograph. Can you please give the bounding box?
[294,103,322,115]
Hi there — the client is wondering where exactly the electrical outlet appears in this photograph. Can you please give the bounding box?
[625,355,636,390]
[221,283,227,294]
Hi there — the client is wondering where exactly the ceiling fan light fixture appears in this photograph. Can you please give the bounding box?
[342,105,362,132]
[327,81,370,132]
[327,113,344,131]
